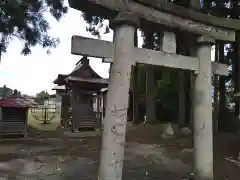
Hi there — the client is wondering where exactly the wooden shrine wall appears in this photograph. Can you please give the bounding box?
[0,107,27,136]
[71,86,97,130]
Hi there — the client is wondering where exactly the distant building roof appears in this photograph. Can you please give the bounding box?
[0,96,38,108]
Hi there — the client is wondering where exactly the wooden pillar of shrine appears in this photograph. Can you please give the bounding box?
[98,12,139,180]
[71,87,78,132]
[102,90,107,120]
[188,35,198,130]
[61,93,70,128]
[176,34,187,128]
[132,29,139,124]
[193,36,214,180]
[55,90,62,122]
[96,92,101,127]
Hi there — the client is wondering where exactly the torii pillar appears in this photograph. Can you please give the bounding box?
[98,12,139,180]
[194,36,214,180]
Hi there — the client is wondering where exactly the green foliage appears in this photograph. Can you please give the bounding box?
[35,90,49,104]
[0,85,21,98]
[12,89,21,96]
[0,85,13,98]
[0,0,68,55]
[156,71,179,122]
[82,13,109,38]
[201,0,240,132]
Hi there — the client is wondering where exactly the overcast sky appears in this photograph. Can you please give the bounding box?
[0,1,214,96]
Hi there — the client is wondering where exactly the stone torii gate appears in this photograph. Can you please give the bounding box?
[68,0,240,179]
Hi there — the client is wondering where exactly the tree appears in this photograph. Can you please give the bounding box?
[0,0,67,56]
[0,85,13,98]
[200,0,240,132]
[35,90,49,104]
[12,89,21,96]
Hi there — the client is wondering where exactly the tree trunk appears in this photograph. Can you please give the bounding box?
[143,30,156,123]
[213,43,219,133]
[234,33,240,118]
[132,29,139,124]
[176,34,187,128]
[146,65,156,122]
[62,94,70,128]
[178,71,186,128]
[132,64,139,124]
[188,0,200,130]
[96,93,101,127]
[218,42,226,131]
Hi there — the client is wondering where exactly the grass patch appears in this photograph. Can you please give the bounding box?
[28,109,61,131]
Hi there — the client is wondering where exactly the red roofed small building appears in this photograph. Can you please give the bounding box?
[0,94,37,137]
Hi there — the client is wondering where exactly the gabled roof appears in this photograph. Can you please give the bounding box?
[69,56,102,78]
[0,95,38,108]
[53,74,68,85]
[53,56,106,87]
[54,56,108,89]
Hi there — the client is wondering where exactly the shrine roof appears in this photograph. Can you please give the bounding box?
[53,74,68,85]
[53,57,104,87]
[0,96,38,108]
[69,56,102,78]
[66,76,108,84]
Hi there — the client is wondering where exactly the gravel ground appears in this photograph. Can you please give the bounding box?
[0,124,239,180]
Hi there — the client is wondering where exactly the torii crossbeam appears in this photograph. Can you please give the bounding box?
[72,35,229,76]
